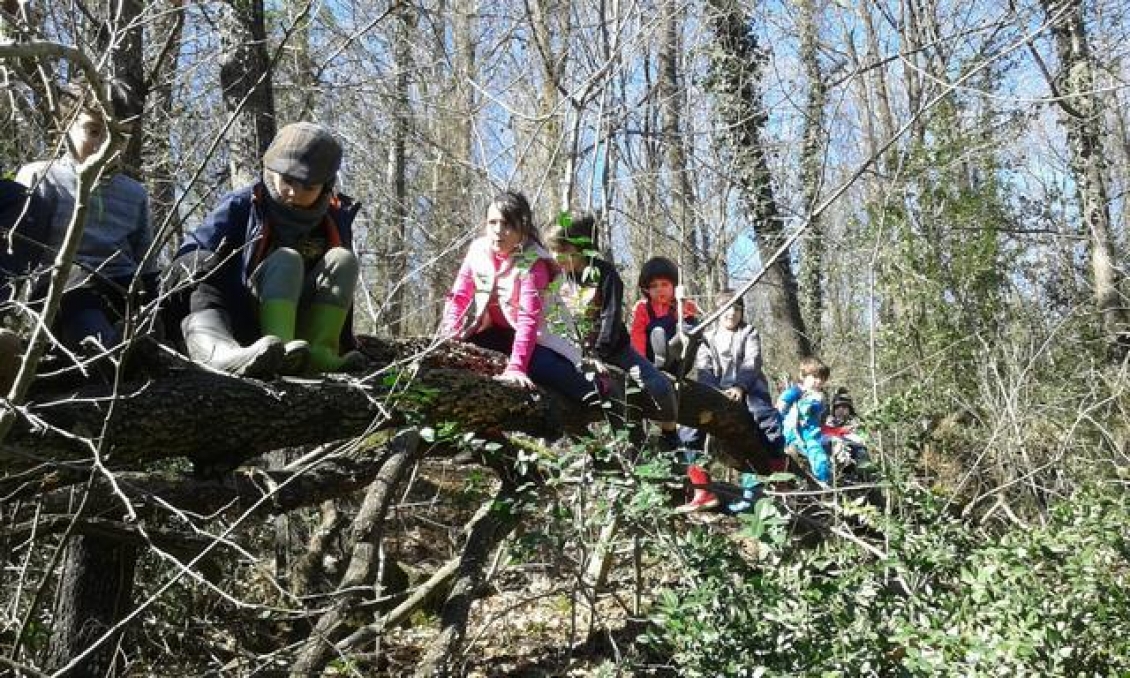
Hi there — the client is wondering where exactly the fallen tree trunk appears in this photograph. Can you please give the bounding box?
[3,336,770,492]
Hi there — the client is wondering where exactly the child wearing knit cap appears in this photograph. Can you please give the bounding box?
[172,122,364,377]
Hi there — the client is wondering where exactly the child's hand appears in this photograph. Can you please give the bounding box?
[584,358,609,375]
[496,370,536,390]
[723,386,745,402]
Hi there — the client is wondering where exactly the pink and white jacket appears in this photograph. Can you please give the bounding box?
[442,236,580,376]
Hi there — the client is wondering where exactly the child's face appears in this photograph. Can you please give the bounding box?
[833,404,851,420]
[551,242,585,274]
[67,112,106,163]
[486,204,523,254]
[722,305,743,330]
[802,373,825,391]
[267,169,325,208]
[646,278,674,305]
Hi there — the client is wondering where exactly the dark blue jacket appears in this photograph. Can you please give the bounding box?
[178,182,361,345]
[0,179,50,303]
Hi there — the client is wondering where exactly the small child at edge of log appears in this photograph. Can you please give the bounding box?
[778,356,832,485]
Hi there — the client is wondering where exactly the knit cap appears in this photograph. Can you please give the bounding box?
[263,122,342,185]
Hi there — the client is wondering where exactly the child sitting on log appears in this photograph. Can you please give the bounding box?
[546,212,680,446]
[629,256,700,374]
[172,122,365,378]
[16,88,158,353]
[688,290,789,513]
[440,190,596,403]
[778,356,832,484]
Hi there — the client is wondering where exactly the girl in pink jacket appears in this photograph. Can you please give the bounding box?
[441,191,596,402]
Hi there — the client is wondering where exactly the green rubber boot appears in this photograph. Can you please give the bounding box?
[260,299,310,375]
[298,303,366,373]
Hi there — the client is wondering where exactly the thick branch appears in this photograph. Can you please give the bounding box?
[3,338,771,491]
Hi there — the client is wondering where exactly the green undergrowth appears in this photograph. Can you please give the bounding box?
[644,477,1130,677]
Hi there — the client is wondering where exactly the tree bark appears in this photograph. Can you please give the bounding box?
[386,5,413,337]
[218,0,276,188]
[703,0,812,363]
[796,0,827,351]
[659,0,698,288]
[46,536,136,678]
[4,337,772,494]
[1042,0,1129,357]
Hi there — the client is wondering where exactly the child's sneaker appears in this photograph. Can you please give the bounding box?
[727,472,762,512]
[675,464,719,513]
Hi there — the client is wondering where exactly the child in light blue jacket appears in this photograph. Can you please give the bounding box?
[778,356,832,484]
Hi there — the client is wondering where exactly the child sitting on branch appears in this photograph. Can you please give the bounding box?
[778,356,832,484]
[630,256,700,374]
[16,88,158,353]
[172,122,365,378]
[440,190,597,403]
[690,290,790,512]
[547,212,680,445]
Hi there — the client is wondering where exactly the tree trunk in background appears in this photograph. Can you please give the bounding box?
[424,0,477,334]
[284,0,318,120]
[628,46,664,272]
[218,0,276,189]
[1043,0,1129,358]
[46,536,137,677]
[797,0,827,351]
[143,0,186,240]
[659,0,699,291]
[106,0,146,177]
[386,6,412,337]
[703,0,812,362]
[526,0,570,205]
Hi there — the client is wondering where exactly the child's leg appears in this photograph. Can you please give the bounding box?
[175,250,284,378]
[298,247,364,372]
[746,395,787,460]
[58,287,118,349]
[525,345,599,403]
[610,345,677,422]
[803,436,832,484]
[648,326,668,368]
[253,248,311,374]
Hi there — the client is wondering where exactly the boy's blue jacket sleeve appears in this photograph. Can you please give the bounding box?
[177,187,253,259]
[777,383,802,413]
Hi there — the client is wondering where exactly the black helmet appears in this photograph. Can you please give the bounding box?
[638,256,679,291]
[832,388,854,413]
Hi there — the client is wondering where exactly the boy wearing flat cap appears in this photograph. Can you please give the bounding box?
[172,122,364,377]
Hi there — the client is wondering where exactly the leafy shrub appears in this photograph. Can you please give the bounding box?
[645,480,1130,676]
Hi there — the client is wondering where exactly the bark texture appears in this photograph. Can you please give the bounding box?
[703,0,813,363]
[45,537,136,678]
[1042,0,1129,357]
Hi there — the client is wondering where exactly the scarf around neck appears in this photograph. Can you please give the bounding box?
[262,176,332,248]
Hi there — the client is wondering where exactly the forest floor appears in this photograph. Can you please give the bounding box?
[354,458,756,677]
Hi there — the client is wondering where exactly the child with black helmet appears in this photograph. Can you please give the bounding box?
[822,387,870,473]
[629,256,700,373]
